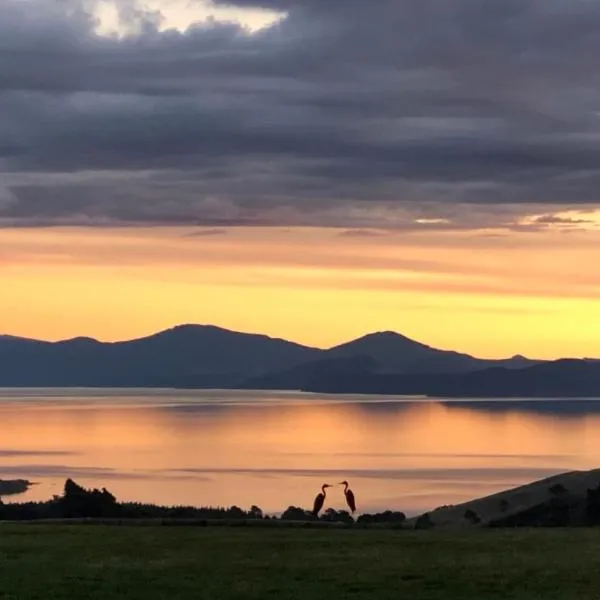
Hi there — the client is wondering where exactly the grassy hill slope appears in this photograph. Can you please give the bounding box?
[407,468,600,529]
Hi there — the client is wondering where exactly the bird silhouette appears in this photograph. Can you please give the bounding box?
[339,480,356,514]
[312,484,331,517]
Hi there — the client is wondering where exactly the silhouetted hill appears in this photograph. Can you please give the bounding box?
[3,324,585,394]
[407,468,600,529]
[427,359,600,398]
[0,325,319,387]
[327,331,538,373]
[327,331,438,368]
[242,355,380,390]
[244,331,541,390]
[301,358,600,398]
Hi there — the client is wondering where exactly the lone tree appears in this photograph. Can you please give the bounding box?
[60,478,118,518]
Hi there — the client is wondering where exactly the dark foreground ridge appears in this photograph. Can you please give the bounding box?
[4,470,600,528]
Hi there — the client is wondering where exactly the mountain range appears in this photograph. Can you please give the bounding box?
[0,324,598,397]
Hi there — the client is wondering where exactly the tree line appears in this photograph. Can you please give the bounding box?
[0,479,406,524]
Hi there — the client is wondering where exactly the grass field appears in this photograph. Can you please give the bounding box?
[1,524,600,599]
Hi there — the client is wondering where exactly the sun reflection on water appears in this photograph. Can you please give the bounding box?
[2,391,600,515]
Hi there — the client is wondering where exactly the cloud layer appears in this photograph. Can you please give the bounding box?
[2,0,600,229]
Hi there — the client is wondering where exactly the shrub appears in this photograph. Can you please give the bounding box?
[464,508,481,524]
[321,508,354,524]
[549,483,568,496]
[281,506,312,521]
[415,513,434,530]
[357,510,406,525]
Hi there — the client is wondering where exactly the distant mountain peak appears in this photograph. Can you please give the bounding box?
[326,329,439,373]
[0,334,45,345]
[333,330,434,351]
[362,330,428,343]
[148,323,319,349]
[172,323,220,330]
[57,336,100,345]
[365,330,406,338]
[133,323,231,342]
[162,323,224,333]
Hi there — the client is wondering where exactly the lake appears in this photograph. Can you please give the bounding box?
[2,389,600,516]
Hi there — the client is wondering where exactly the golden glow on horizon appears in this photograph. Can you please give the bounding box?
[3,226,600,359]
[519,209,600,229]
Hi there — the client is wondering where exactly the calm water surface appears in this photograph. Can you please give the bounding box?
[2,389,600,516]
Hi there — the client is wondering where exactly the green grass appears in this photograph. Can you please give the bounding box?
[1,524,600,599]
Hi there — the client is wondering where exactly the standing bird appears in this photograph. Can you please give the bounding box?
[312,484,331,517]
[339,480,356,514]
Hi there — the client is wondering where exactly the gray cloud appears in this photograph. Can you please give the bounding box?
[534,214,594,225]
[0,449,78,457]
[2,0,600,230]
[338,229,389,238]
[185,228,230,237]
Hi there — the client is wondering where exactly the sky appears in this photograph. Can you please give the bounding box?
[2,0,600,359]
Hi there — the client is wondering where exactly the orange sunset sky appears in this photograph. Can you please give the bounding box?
[4,221,600,359]
[3,0,600,359]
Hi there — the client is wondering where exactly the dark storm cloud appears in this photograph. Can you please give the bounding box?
[2,0,600,229]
